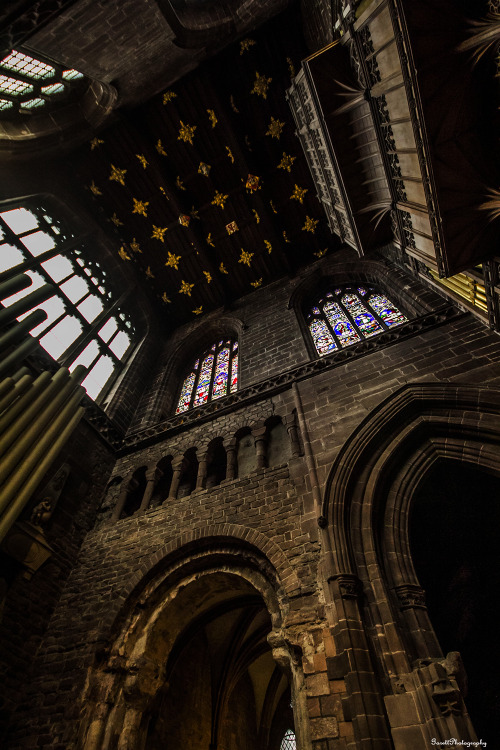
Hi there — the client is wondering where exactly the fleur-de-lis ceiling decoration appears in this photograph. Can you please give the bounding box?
[251,71,272,99]
[264,240,272,253]
[245,174,261,193]
[278,153,296,172]
[151,225,168,242]
[253,209,260,224]
[212,191,229,209]
[219,262,229,274]
[251,278,262,288]
[162,292,171,304]
[206,233,215,247]
[314,248,327,258]
[90,137,104,150]
[165,251,181,269]
[239,249,254,266]
[136,154,148,169]
[163,90,177,104]
[175,176,186,191]
[89,181,102,196]
[146,266,154,278]
[111,213,123,226]
[118,246,131,260]
[109,165,127,185]
[207,109,218,128]
[156,139,167,156]
[240,38,256,55]
[302,216,319,233]
[193,305,203,315]
[179,280,195,296]
[291,185,308,203]
[226,146,235,163]
[266,117,285,139]
[130,238,141,253]
[132,198,149,217]
[178,120,196,145]
[198,162,211,177]
[203,271,212,283]
[226,221,239,235]
[178,214,191,227]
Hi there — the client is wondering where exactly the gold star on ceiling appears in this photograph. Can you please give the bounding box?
[136,154,148,169]
[264,240,272,253]
[151,225,168,242]
[278,153,296,172]
[109,165,127,186]
[90,137,104,150]
[156,139,167,156]
[266,117,285,140]
[146,266,154,278]
[239,249,254,266]
[253,209,260,224]
[175,176,186,191]
[130,238,141,253]
[303,216,319,233]
[207,109,218,128]
[219,262,228,274]
[110,213,123,226]
[89,181,102,196]
[226,146,234,164]
[291,185,308,203]
[132,198,149,217]
[165,251,182,270]
[193,305,203,315]
[178,120,196,145]
[190,206,200,220]
[178,214,191,227]
[206,233,215,247]
[212,191,229,209]
[162,292,171,304]
[240,38,256,55]
[179,280,195,296]
[118,246,131,261]
[250,278,262,288]
[163,90,177,104]
[203,271,212,283]
[314,248,327,258]
[251,72,272,99]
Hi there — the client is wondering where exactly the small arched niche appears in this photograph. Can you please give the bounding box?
[121,466,147,517]
[265,417,291,468]
[236,427,256,478]
[177,447,198,498]
[205,437,227,489]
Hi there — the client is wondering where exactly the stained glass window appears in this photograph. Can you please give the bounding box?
[307,285,407,357]
[176,339,238,413]
[280,729,296,750]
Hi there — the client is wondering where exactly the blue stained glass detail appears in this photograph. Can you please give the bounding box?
[312,306,321,315]
[368,294,407,327]
[309,319,337,356]
[176,371,196,413]
[341,293,382,337]
[357,286,368,296]
[230,353,238,392]
[212,347,230,400]
[323,300,360,346]
[232,342,238,352]
[193,354,214,407]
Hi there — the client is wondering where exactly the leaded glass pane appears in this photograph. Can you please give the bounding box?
[230,353,238,392]
[341,293,382,337]
[323,300,360,346]
[0,74,33,97]
[212,347,230,400]
[309,319,337,356]
[193,354,214,407]
[280,729,296,750]
[1,51,55,80]
[367,294,407,326]
[176,372,196,413]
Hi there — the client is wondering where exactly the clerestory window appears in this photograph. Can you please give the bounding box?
[0,48,86,116]
[176,338,238,413]
[0,199,136,402]
[280,729,296,750]
[307,284,407,356]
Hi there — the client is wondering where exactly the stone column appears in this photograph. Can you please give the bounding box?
[252,425,268,470]
[284,414,302,457]
[165,456,186,502]
[225,438,238,480]
[111,479,131,522]
[195,451,209,491]
[138,467,161,513]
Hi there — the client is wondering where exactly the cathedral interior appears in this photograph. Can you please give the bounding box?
[0,0,499,748]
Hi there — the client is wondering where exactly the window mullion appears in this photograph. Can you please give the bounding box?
[190,366,200,410]
[366,294,390,330]
[320,308,341,349]
[208,347,219,400]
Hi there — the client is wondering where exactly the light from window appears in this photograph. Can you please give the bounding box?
[307,286,407,357]
[176,339,238,413]
[280,729,296,750]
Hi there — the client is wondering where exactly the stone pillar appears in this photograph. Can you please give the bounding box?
[225,438,238,480]
[165,456,186,502]
[111,479,131,522]
[252,425,268,470]
[138,467,161,513]
[284,413,302,457]
[195,451,208,491]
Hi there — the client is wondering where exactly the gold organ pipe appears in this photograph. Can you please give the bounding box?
[12,367,31,382]
[0,371,54,441]
[0,405,85,543]
[0,374,33,414]
[0,309,46,354]
[0,386,84,518]
[0,379,15,402]
[0,336,40,379]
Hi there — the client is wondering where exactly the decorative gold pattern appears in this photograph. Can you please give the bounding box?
[89,181,102,196]
[302,216,319,233]
[159,186,169,199]
[130,238,141,253]
[245,174,261,193]
[207,109,218,128]
[162,292,171,304]
[178,214,191,227]
[203,271,212,283]
[109,165,127,185]
[132,198,149,217]
[118,246,131,261]
[136,154,148,169]
[175,176,186,191]
[264,240,272,253]
[165,251,181,269]
[278,153,296,172]
[314,248,327,258]
[178,120,196,145]
[250,278,262,288]
[212,190,228,209]
[90,137,104,150]
[179,280,195,296]
[146,266,154,278]
[270,200,278,213]
[282,231,290,243]
[163,90,177,104]
[226,146,234,164]
[151,225,168,242]
[240,38,256,55]
[219,262,228,274]
[156,139,167,156]
[193,305,203,315]
[239,249,254,266]
[111,213,123,226]
[226,221,239,235]
[253,209,260,224]
[291,184,308,203]
[230,95,240,113]
[287,57,295,78]
[198,162,211,177]
[266,117,285,139]
[251,71,272,99]
[206,233,215,247]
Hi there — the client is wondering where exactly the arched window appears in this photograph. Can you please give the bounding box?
[0,48,86,116]
[0,198,137,402]
[280,729,296,750]
[307,284,407,356]
[176,338,238,413]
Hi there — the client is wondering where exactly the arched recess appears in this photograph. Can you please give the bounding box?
[322,382,500,749]
[76,536,309,750]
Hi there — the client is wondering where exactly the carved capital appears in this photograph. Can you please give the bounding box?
[394,583,426,610]
[331,573,361,599]
[431,679,462,716]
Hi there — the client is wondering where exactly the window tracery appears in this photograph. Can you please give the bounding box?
[176,338,238,413]
[307,285,407,356]
[280,729,296,750]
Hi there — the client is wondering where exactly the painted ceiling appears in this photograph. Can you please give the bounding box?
[73,7,338,330]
